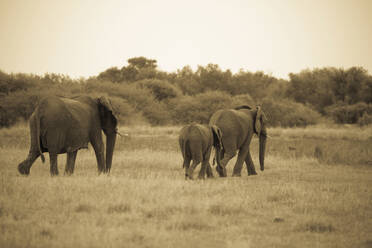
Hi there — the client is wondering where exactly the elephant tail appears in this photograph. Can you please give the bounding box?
[35,111,45,163]
[212,143,223,166]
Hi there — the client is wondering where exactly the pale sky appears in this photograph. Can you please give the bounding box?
[0,0,371,79]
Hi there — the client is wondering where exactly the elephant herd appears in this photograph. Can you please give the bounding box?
[180,105,267,179]
[18,95,268,179]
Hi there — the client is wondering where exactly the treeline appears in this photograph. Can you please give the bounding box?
[1,57,372,128]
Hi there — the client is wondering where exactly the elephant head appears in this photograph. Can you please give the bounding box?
[97,96,118,173]
[254,106,267,171]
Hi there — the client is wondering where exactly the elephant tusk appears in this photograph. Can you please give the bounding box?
[115,131,129,137]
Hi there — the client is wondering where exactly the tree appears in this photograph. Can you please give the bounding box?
[231,70,278,100]
[287,68,336,113]
[97,67,122,83]
[120,57,158,81]
[136,79,182,101]
[174,66,200,95]
[196,64,233,93]
[127,57,157,70]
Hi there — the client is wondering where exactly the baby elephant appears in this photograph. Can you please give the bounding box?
[179,123,223,179]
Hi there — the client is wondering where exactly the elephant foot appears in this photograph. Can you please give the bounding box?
[232,173,241,177]
[207,173,214,179]
[50,168,59,177]
[248,171,258,176]
[185,173,194,180]
[216,165,226,177]
[18,162,30,175]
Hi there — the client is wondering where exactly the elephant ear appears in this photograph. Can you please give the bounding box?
[97,96,118,127]
[211,125,223,149]
[98,96,114,112]
[255,106,264,136]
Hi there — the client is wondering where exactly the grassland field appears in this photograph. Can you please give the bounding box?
[0,124,371,248]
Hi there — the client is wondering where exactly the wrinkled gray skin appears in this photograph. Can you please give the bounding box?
[209,105,267,177]
[179,123,223,180]
[18,95,118,176]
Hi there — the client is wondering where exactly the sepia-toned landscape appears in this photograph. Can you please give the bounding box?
[1,1,372,247]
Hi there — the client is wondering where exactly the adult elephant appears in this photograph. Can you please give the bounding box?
[18,95,118,176]
[209,105,267,177]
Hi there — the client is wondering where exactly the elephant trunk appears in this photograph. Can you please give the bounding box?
[259,133,267,171]
[105,133,117,173]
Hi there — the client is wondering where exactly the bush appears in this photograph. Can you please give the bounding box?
[325,102,372,124]
[85,80,172,125]
[0,91,43,127]
[169,91,234,124]
[357,113,372,126]
[261,98,322,127]
[108,96,145,125]
[231,94,255,108]
[135,79,182,101]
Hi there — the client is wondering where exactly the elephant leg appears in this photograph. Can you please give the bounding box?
[217,137,237,177]
[182,156,191,179]
[206,163,214,178]
[245,150,257,176]
[65,151,77,175]
[183,156,191,169]
[186,160,200,180]
[217,151,236,177]
[198,151,213,179]
[18,151,40,175]
[201,148,213,179]
[91,135,105,174]
[49,153,59,176]
[198,161,207,179]
[232,143,251,177]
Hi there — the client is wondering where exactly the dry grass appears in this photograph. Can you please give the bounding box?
[0,125,371,247]
[269,124,372,141]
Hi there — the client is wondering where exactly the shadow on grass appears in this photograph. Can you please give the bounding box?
[167,220,213,231]
[208,204,243,217]
[75,204,95,213]
[107,203,132,214]
[40,229,53,239]
[296,221,335,233]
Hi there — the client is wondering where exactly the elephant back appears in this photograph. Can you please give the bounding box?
[209,109,253,148]
[38,96,92,153]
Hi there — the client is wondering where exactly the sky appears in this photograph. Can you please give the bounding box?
[0,0,371,79]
